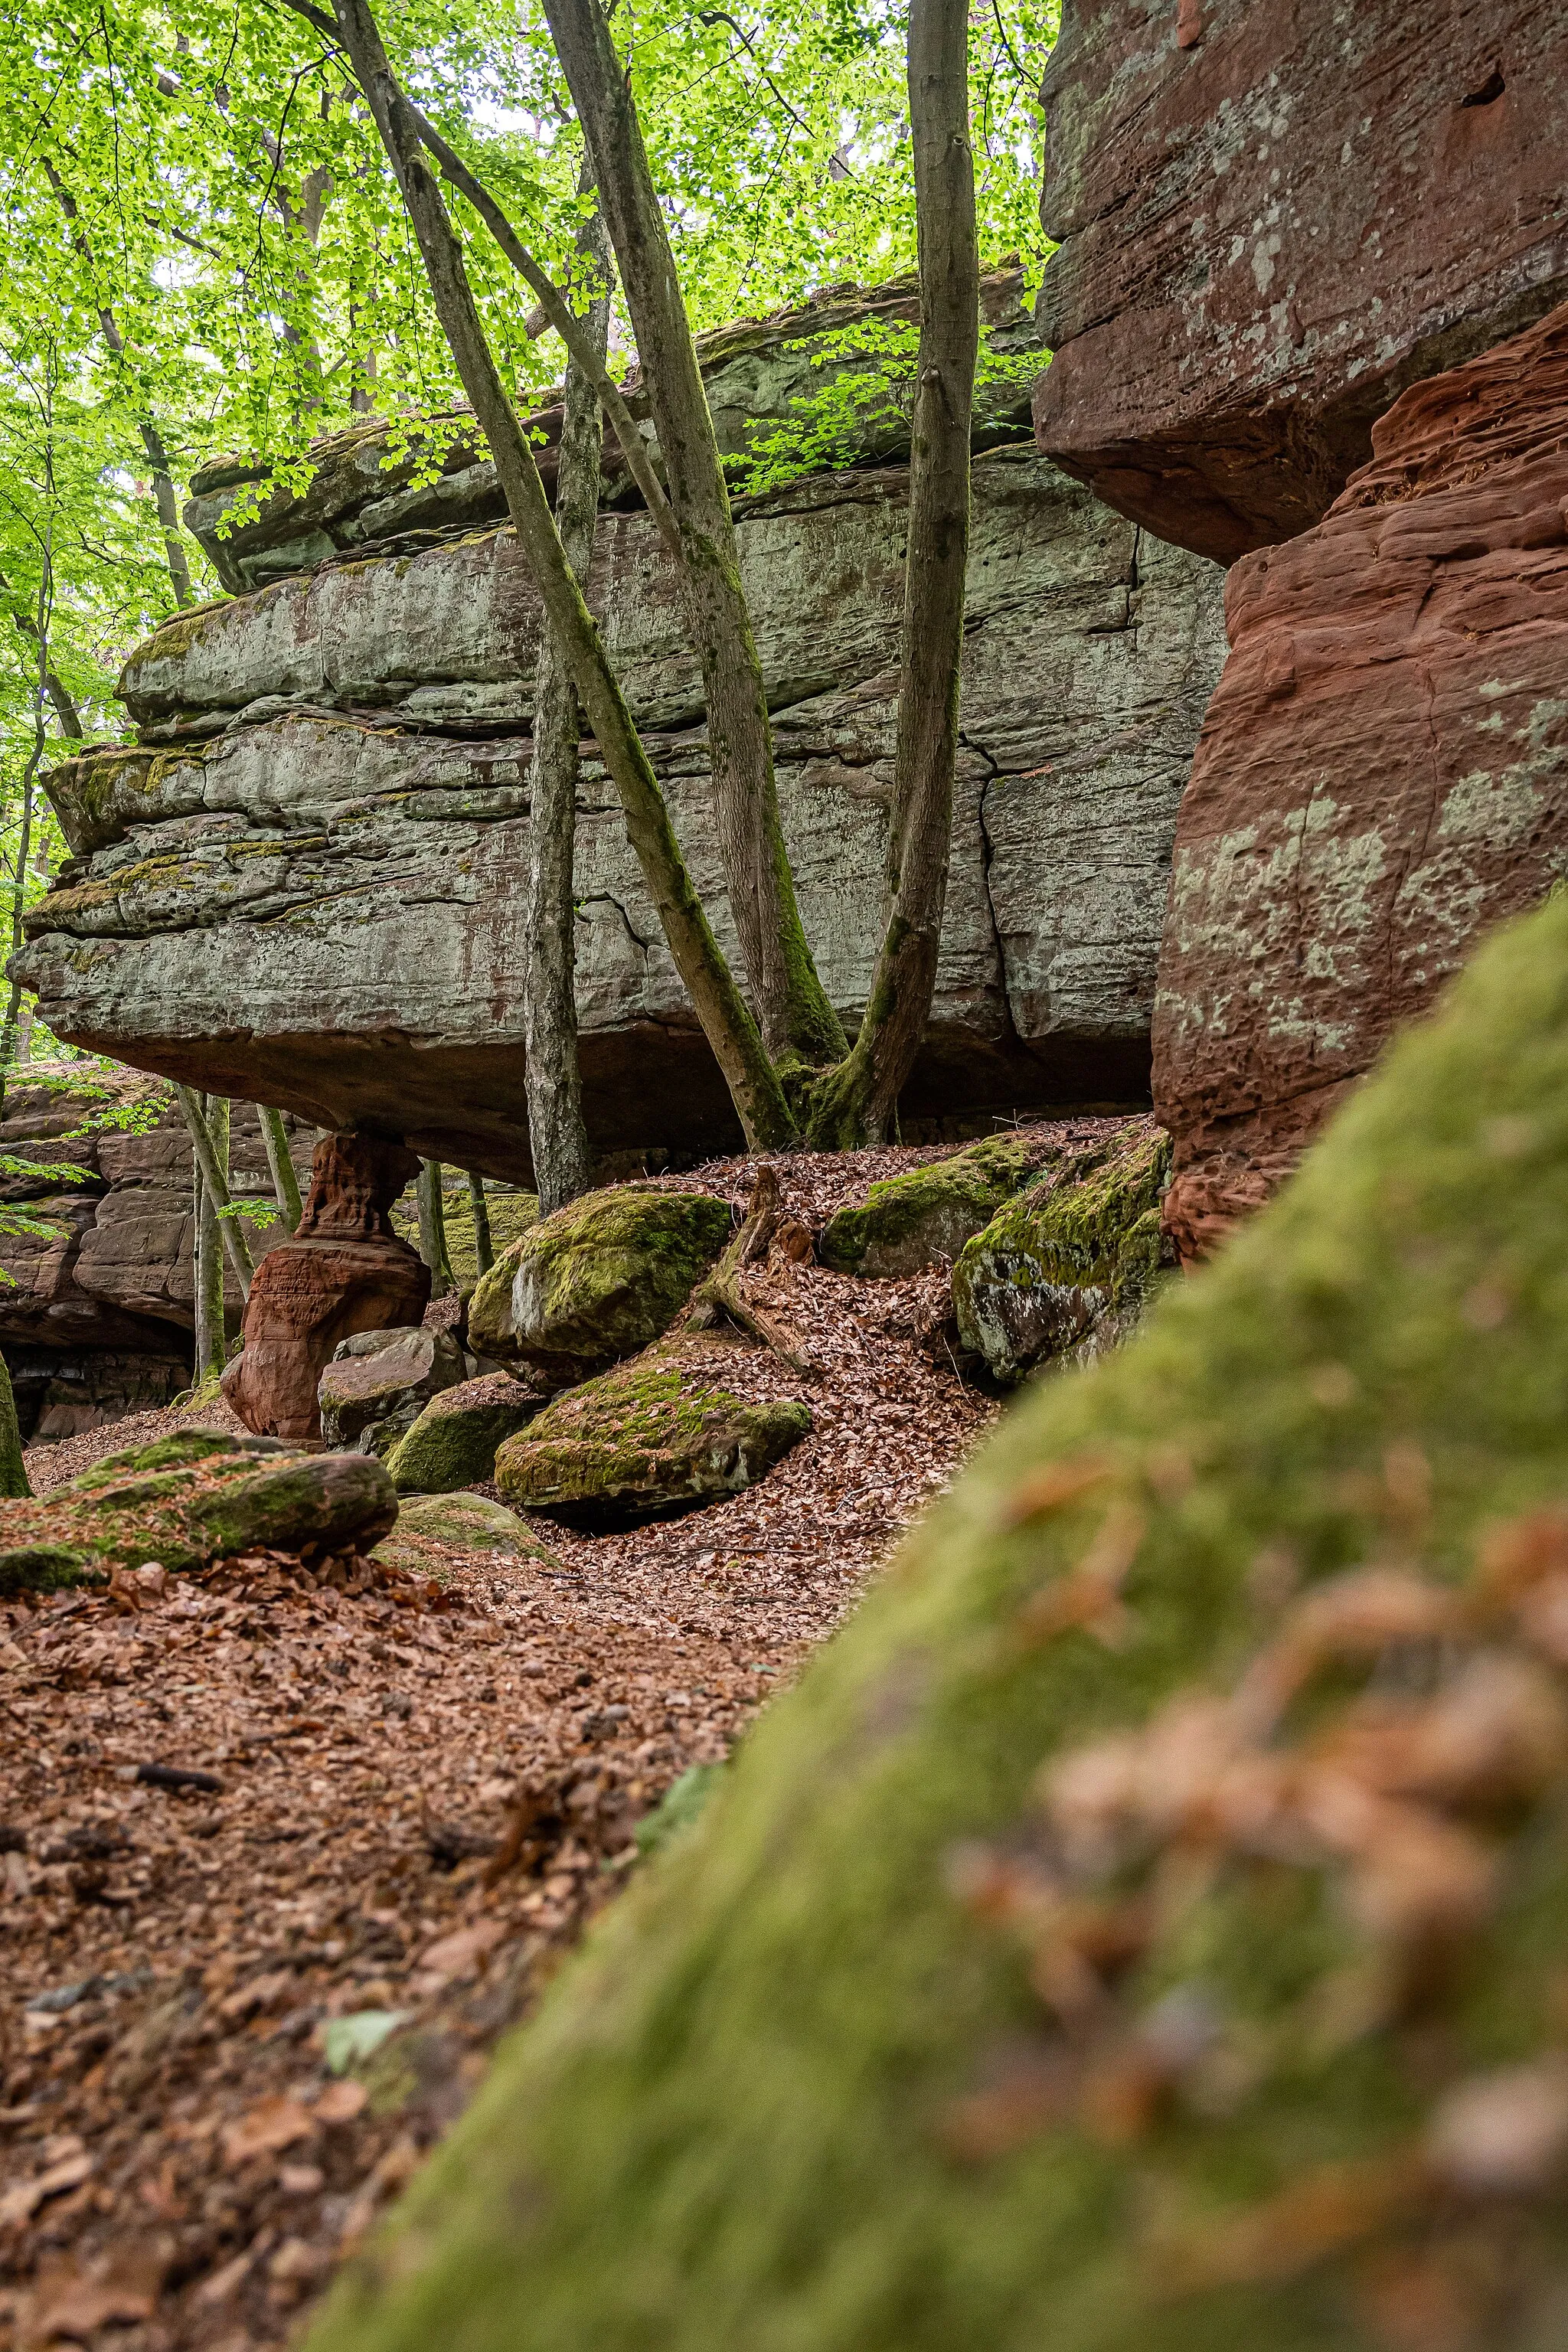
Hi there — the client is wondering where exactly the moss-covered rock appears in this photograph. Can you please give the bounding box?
[0,1351,31,1498]
[818,1135,1040,1276]
[385,1372,545,1494]
[0,1426,397,1595]
[377,1489,557,1568]
[318,1325,465,1454]
[467,1187,733,1386]
[952,1119,1172,1383]
[301,895,1568,2352]
[493,1344,811,1525]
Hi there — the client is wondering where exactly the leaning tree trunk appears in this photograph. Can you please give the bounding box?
[416,1159,454,1299]
[522,193,609,1216]
[805,0,978,1146]
[329,0,795,1153]
[175,1086,253,1296]
[542,0,846,1075]
[191,1094,229,1380]
[0,1351,30,1498]
[259,1106,303,1233]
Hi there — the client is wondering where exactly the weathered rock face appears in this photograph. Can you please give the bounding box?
[222,1135,429,1442]
[1032,0,1568,560]
[19,325,1226,1174]
[385,1373,544,1496]
[316,1324,464,1455]
[1154,304,1568,1262]
[0,1068,312,1438]
[817,1136,1041,1276]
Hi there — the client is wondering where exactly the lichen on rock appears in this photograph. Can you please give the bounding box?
[952,1119,1171,1383]
[818,1135,1041,1276]
[301,889,1568,2352]
[385,1371,545,1494]
[468,1188,734,1387]
[493,1344,811,1525]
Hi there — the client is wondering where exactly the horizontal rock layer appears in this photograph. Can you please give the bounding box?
[1032,0,1568,559]
[23,452,1226,1177]
[1153,302,1568,1259]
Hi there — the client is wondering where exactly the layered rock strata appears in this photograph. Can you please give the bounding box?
[1032,0,1568,559]
[222,1135,428,1442]
[1153,305,1568,1260]
[19,328,1226,1174]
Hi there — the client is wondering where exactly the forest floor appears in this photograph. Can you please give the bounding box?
[0,1126,1102,2352]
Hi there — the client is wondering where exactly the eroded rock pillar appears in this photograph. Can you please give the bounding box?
[222,1135,429,1442]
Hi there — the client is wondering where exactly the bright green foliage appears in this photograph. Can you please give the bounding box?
[301,896,1568,2352]
[0,1425,395,1592]
[385,1373,544,1494]
[953,1120,1171,1382]
[468,1187,733,1385]
[818,1133,1040,1276]
[494,1344,811,1523]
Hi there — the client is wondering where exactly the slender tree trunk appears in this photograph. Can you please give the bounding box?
[523,191,606,1217]
[417,1158,453,1298]
[192,1095,227,1377]
[0,1351,30,1498]
[329,0,795,1152]
[468,1172,495,1276]
[542,0,846,1074]
[0,535,51,1097]
[805,0,978,1146]
[175,1085,254,1295]
[260,1106,303,1233]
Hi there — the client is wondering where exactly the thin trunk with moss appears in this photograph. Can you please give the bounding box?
[543,0,846,1075]
[0,1351,30,1498]
[191,1094,229,1378]
[467,1172,495,1276]
[330,0,795,1153]
[416,1159,454,1299]
[260,1106,303,1233]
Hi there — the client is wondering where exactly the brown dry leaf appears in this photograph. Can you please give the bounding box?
[417,1917,505,1985]
[222,2095,317,2167]
[30,2249,163,2339]
[1150,2154,1421,2295]
[995,1455,1112,1531]
[0,2151,93,2229]
[315,2079,368,2125]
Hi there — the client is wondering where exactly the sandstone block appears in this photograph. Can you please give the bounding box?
[317,1325,465,1454]
[818,1136,1040,1276]
[384,1372,545,1495]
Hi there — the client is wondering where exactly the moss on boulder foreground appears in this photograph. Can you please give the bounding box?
[818,1134,1040,1276]
[952,1117,1172,1383]
[493,1344,811,1525]
[377,1489,555,1568]
[467,1188,734,1387]
[0,1428,397,1596]
[385,1373,544,1495]
[305,896,1568,2352]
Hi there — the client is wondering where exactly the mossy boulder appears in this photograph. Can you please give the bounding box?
[385,1372,545,1494]
[300,893,1568,2352]
[0,1427,397,1595]
[493,1344,811,1525]
[952,1119,1172,1383]
[818,1135,1040,1276]
[467,1187,734,1385]
[318,1325,465,1454]
[376,1489,557,1568]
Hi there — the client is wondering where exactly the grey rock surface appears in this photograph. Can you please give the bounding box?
[23,449,1225,1177]
[317,1324,465,1455]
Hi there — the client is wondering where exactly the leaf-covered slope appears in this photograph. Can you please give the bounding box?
[305,899,1568,2352]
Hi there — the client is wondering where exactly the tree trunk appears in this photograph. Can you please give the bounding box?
[328,0,795,1152]
[417,1158,453,1299]
[542,0,845,1074]
[175,1086,254,1295]
[0,550,51,1100]
[260,1106,303,1233]
[191,1096,227,1379]
[0,1351,31,1498]
[468,1172,495,1276]
[523,192,607,1217]
[805,0,978,1147]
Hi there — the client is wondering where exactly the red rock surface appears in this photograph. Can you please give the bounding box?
[1032,0,1568,560]
[1153,302,1568,1260]
[223,1138,428,1442]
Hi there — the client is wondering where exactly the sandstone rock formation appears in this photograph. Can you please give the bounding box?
[494,1339,812,1525]
[469,1188,734,1387]
[0,1426,396,1597]
[375,1488,553,1571]
[317,1325,464,1454]
[1154,304,1568,1260]
[952,1118,1171,1383]
[385,1373,544,1496]
[1032,0,1568,558]
[817,1135,1042,1276]
[0,1068,312,1438]
[222,1135,428,1442]
[18,275,1226,1173]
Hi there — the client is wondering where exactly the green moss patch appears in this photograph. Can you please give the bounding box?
[952,1119,1171,1383]
[386,1374,545,1495]
[494,1347,810,1526]
[468,1187,733,1386]
[818,1135,1040,1276]
[376,1490,556,1568]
